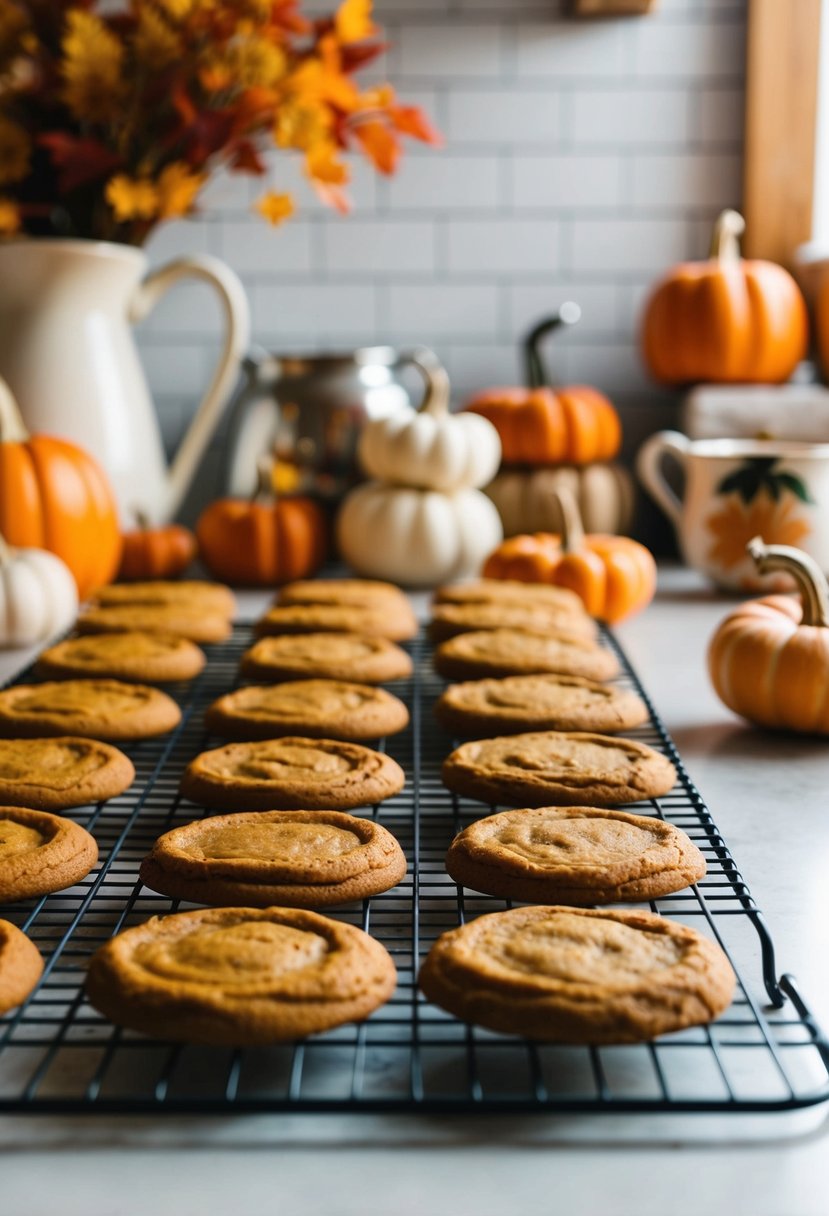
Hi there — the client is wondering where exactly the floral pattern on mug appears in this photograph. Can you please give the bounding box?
[706,458,812,577]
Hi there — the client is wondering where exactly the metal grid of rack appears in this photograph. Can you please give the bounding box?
[1,622,828,1115]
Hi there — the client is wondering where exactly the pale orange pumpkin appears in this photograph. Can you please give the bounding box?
[641,210,808,385]
[482,488,656,623]
[118,517,197,582]
[708,538,829,733]
[465,305,622,466]
[0,379,121,600]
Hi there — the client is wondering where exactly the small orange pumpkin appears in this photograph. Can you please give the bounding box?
[465,305,622,466]
[641,210,808,385]
[0,378,121,600]
[815,272,829,382]
[482,488,656,623]
[118,516,198,582]
[708,538,829,733]
[196,463,327,587]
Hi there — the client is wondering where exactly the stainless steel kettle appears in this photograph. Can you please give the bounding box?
[224,345,444,500]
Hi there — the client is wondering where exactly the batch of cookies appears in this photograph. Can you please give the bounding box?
[0,570,737,1055]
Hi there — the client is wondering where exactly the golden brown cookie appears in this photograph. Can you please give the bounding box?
[434,628,620,683]
[445,806,706,904]
[241,634,413,685]
[418,905,735,1044]
[0,806,99,901]
[140,810,407,908]
[255,602,418,642]
[0,737,134,810]
[36,631,205,684]
[435,674,648,738]
[0,680,181,742]
[77,603,232,644]
[0,919,44,1014]
[429,602,597,643]
[86,905,397,1045]
[206,681,409,742]
[442,731,677,808]
[181,737,406,811]
[278,578,407,609]
[95,580,236,617]
[435,579,584,614]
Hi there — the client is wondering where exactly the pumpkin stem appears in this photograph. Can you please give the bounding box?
[0,529,12,567]
[0,377,29,442]
[523,303,581,389]
[746,536,829,627]
[134,509,151,532]
[253,455,275,503]
[416,357,451,418]
[551,485,585,554]
[710,209,745,262]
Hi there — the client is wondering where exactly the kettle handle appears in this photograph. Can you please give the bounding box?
[130,254,250,522]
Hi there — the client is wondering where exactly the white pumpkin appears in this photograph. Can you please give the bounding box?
[0,535,78,648]
[358,362,501,492]
[337,481,504,588]
[485,464,636,537]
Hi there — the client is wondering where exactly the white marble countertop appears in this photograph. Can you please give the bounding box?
[2,566,829,1216]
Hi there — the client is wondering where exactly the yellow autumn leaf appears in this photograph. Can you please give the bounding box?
[156,162,204,219]
[105,174,158,222]
[335,0,376,44]
[0,116,30,186]
[0,196,20,234]
[62,10,125,123]
[254,191,295,225]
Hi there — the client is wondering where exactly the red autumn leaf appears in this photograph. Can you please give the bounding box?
[353,119,399,174]
[390,105,443,146]
[340,42,389,74]
[230,141,266,175]
[38,133,122,193]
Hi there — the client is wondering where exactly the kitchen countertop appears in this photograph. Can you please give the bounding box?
[2,565,828,1216]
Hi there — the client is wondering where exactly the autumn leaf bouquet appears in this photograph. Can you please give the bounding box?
[0,0,440,243]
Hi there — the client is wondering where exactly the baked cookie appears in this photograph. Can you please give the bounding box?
[140,810,407,908]
[434,628,620,683]
[418,905,735,1044]
[435,579,584,615]
[0,680,181,742]
[241,634,413,685]
[0,919,43,1014]
[445,806,706,904]
[278,579,407,609]
[255,602,418,642]
[95,580,236,617]
[0,737,134,810]
[181,737,406,811]
[0,806,98,901]
[429,602,597,643]
[435,674,648,738]
[206,680,409,742]
[37,631,205,684]
[77,603,231,644]
[86,905,397,1045]
[442,731,677,808]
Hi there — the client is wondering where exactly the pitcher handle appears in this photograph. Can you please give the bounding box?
[395,346,451,414]
[636,430,689,528]
[130,254,250,522]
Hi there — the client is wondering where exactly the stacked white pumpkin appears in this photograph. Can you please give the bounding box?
[0,529,78,648]
[337,362,503,587]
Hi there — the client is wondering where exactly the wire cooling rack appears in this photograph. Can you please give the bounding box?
[1,622,828,1116]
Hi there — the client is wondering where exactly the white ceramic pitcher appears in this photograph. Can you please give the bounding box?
[0,239,250,524]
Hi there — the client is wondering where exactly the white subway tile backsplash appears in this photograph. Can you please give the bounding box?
[142,343,212,396]
[561,342,651,395]
[508,283,619,338]
[442,344,522,401]
[386,284,500,339]
[572,219,689,274]
[397,24,503,79]
[630,153,742,210]
[632,20,745,80]
[445,89,561,145]
[144,220,213,266]
[512,154,622,209]
[382,153,500,211]
[515,21,627,80]
[572,90,691,147]
[218,221,313,275]
[252,283,377,341]
[694,87,745,146]
[322,220,436,275]
[138,283,225,339]
[446,219,559,274]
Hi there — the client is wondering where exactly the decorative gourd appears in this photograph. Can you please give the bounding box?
[464,305,622,466]
[641,210,808,385]
[708,538,829,733]
[337,481,503,588]
[196,462,327,587]
[358,358,500,492]
[482,487,655,623]
[485,464,635,537]
[118,515,197,582]
[0,530,78,648]
[0,377,122,599]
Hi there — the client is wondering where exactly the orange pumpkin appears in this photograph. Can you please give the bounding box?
[641,209,808,385]
[815,271,829,382]
[196,465,327,587]
[708,538,829,733]
[482,488,655,623]
[118,518,197,581]
[465,305,622,466]
[0,379,121,600]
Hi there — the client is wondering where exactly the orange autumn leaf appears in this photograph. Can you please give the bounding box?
[353,118,398,174]
[335,0,376,45]
[254,190,295,225]
[391,104,443,146]
[306,142,349,185]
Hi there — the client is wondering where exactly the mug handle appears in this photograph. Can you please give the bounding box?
[130,254,251,522]
[636,430,690,528]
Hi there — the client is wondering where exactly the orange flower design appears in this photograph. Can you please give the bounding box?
[706,490,810,570]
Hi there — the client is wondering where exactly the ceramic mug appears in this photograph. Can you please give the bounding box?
[637,430,829,590]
